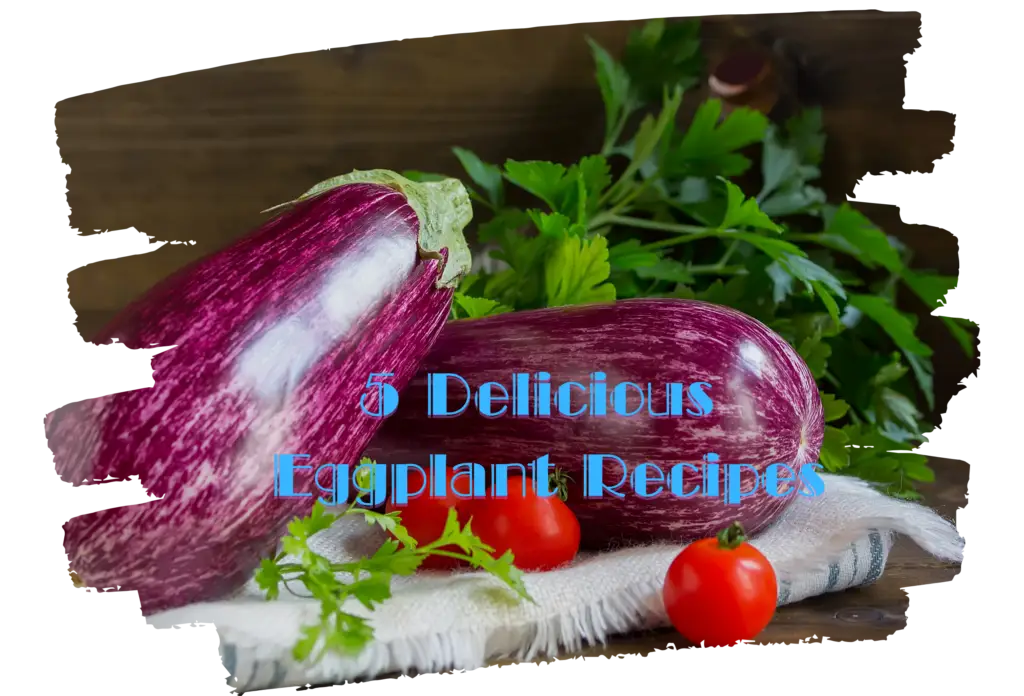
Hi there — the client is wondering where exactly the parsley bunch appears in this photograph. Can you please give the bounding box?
[255,460,530,663]
[406,18,976,499]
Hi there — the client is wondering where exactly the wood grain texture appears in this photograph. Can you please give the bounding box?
[58,11,971,419]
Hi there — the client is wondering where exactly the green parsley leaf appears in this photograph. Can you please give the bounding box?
[846,450,932,498]
[901,269,958,310]
[451,292,513,320]
[697,276,748,308]
[798,336,831,379]
[875,386,922,432]
[607,87,684,205]
[622,18,704,102]
[784,107,826,166]
[820,391,850,422]
[819,425,850,472]
[568,155,613,220]
[872,357,909,387]
[257,492,534,665]
[822,204,902,272]
[477,208,532,244]
[767,254,846,312]
[903,350,936,411]
[666,99,769,178]
[293,625,323,662]
[756,110,828,218]
[452,147,504,209]
[847,294,932,357]
[545,233,617,307]
[635,258,695,284]
[608,238,662,270]
[941,316,978,359]
[529,210,584,239]
[719,178,782,232]
[400,170,448,183]
[504,160,570,211]
[759,125,802,202]
[587,37,634,149]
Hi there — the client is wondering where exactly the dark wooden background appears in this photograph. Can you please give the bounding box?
[57,10,973,420]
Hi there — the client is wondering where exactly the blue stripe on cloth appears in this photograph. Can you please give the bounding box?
[237,655,258,691]
[851,542,859,582]
[268,660,288,690]
[220,641,238,690]
[859,530,884,587]
[779,579,792,605]
[825,562,841,591]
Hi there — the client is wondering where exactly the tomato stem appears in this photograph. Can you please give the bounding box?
[716,522,748,550]
[548,469,573,502]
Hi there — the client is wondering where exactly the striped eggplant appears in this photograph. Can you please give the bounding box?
[46,170,472,614]
[365,298,824,549]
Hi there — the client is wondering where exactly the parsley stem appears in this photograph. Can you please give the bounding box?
[604,214,713,237]
[717,240,740,267]
[602,109,632,157]
[782,232,821,242]
[688,264,746,276]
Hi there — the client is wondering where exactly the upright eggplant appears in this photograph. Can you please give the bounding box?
[47,171,472,614]
[365,299,824,549]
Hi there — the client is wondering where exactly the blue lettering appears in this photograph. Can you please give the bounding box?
[582,454,628,499]
[797,463,826,497]
[391,464,427,504]
[475,381,508,418]
[590,372,607,416]
[427,373,471,417]
[512,373,530,416]
[274,454,312,499]
[451,462,487,499]
[314,463,344,505]
[429,454,449,497]
[534,372,551,417]
[668,463,702,498]
[352,461,387,507]
[531,454,556,498]
[555,381,587,417]
[631,462,665,498]
[491,462,528,498]
[725,463,760,505]
[764,463,797,498]
[686,382,714,417]
[703,453,720,497]
[612,382,645,417]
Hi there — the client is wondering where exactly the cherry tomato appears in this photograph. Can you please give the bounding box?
[466,475,580,572]
[662,522,777,647]
[384,468,471,571]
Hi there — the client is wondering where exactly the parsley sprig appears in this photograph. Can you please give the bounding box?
[407,19,976,499]
[255,460,531,663]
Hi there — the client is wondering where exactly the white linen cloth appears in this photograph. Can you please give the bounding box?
[149,474,964,691]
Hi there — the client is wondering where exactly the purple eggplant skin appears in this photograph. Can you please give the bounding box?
[365,298,824,549]
[45,170,472,615]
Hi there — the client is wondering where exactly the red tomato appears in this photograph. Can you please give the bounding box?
[466,475,580,572]
[662,522,777,647]
[384,468,471,571]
